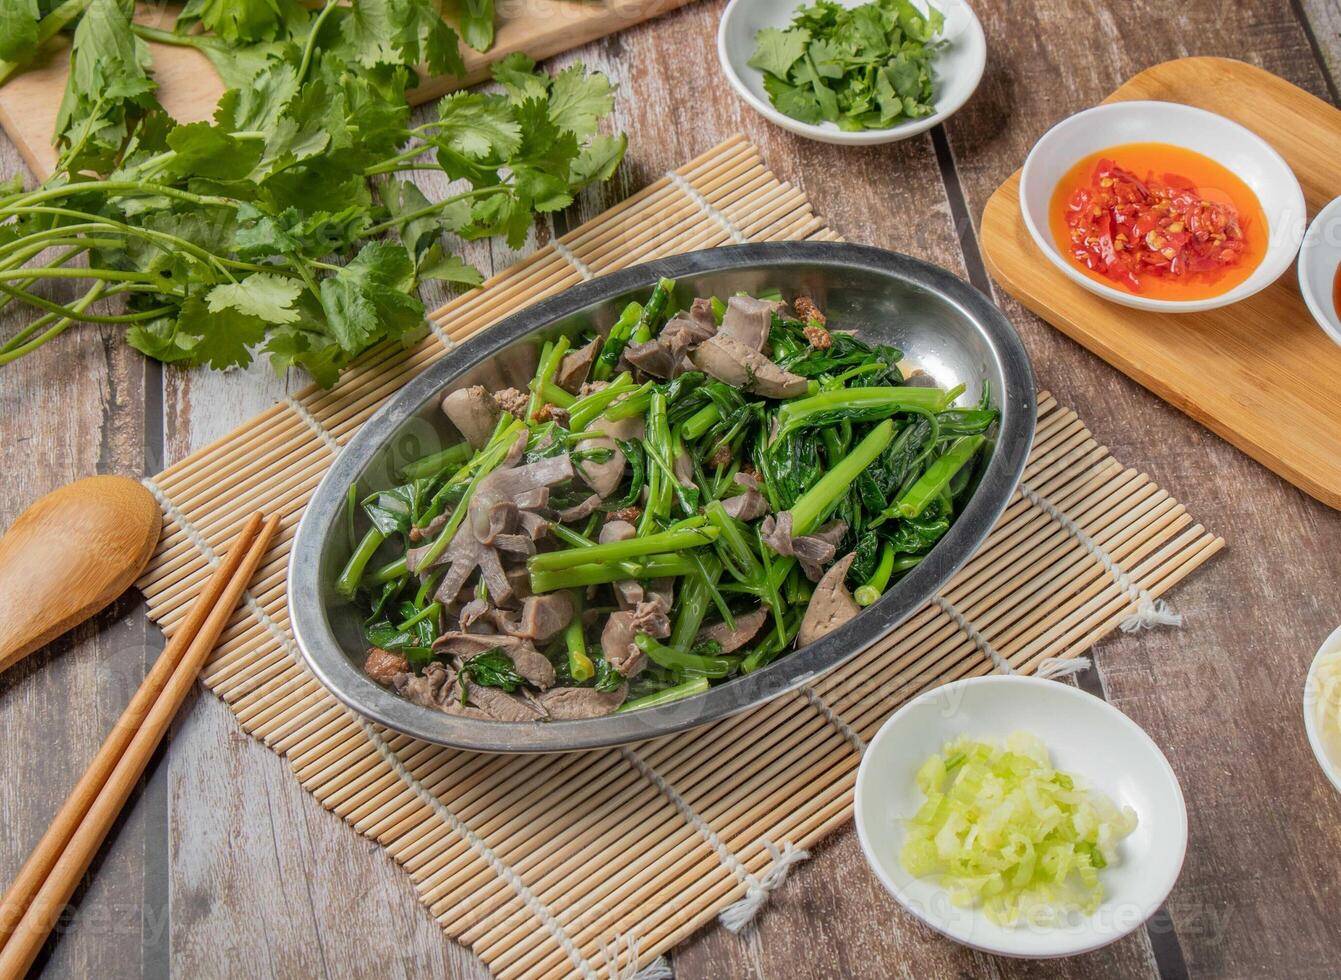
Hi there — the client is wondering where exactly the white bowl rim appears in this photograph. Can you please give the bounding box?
[853,673,1189,958]
[1018,100,1307,314]
[1296,196,1341,349]
[716,0,987,146]
[1303,623,1341,794]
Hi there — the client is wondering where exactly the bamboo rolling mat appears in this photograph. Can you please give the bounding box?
[134,135,1223,979]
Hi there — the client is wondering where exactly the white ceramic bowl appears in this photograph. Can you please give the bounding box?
[1303,624,1341,794]
[1297,197,1341,349]
[717,0,986,145]
[854,675,1188,957]
[1019,101,1307,313]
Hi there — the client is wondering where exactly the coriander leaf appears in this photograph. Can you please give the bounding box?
[319,241,424,352]
[206,272,304,324]
[0,0,39,63]
[216,61,300,134]
[763,73,822,124]
[382,178,439,259]
[175,293,270,370]
[490,52,548,103]
[432,91,521,161]
[177,0,305,44]
[165,121,264,180]
[748,27,809,79]
[264,324,344,386]
[512,165,571,213]
[415,244,483,286]
[53,0,160,170]
[569,132,626,191]
[547,62,615,138]
[749,0,944,131]
[459,0,494,52]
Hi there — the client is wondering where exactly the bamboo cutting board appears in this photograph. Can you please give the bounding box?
[0,0,694,181]
[981,57,1341,511]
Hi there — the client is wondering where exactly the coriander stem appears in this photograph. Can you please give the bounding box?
[0,282,168,323]
[362,186,508,237]
[297,1,340,85]
[0,280,107,366]
[0,180,237,213]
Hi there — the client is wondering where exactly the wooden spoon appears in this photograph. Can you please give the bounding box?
[0,475,161,673]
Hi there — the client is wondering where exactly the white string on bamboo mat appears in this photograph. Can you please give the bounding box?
[620,747,809,933]
[1037,656,1093,679]
[931,595,1014,675]
[426,316,457,350]
[665,170,749,244]
[601,932,673,980]
[281,395,341,456]
[799,685,866,755]
[551,237,596,280]
[1018,481,1183,632]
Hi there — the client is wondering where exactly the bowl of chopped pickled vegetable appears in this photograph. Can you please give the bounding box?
[854,675,1187,957]
[717,0,986,145]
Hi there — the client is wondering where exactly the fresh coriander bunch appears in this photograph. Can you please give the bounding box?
[748,0,945,131]
[0,0,626,385]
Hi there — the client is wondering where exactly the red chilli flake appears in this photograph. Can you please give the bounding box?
[1062,159,1249,292]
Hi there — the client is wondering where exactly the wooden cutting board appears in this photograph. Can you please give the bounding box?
[0,0,694,181]
[981,57,1341,511]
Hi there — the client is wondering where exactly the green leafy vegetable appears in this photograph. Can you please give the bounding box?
[460,649,524,691]
[748,0,945,131]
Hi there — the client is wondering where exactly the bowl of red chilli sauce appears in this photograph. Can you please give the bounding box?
[1297,196,1341,349]
[1019,101,1306,313]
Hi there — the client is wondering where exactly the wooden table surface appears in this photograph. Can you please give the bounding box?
[3,1,1340,977]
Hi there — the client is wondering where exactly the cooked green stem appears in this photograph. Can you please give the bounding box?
[396,602,442,632]
[896,434,985,518]
[854,542,895,607]
[634,634,733,678]
[774,386,951,440]
[528,527,719,572]
[565,591,594,682]
[788,419,895,535]
[616,676,710,712]
[529,556,697,592]
[337,527,386,598]
[400,443,473,481]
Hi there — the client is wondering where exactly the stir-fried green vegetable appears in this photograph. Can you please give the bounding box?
[341,281,998,718]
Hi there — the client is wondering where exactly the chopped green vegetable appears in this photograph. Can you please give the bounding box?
[748,0,945,132]
[901,733,1138,927]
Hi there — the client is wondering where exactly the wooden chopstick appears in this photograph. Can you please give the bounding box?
[0,512,279,979]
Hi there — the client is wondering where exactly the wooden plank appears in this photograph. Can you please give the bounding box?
[944,1,1341,977]
[0,123,157,976]
[0,0,696,181]
[980,59,1341,511]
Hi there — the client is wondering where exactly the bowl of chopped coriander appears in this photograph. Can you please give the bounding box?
[718,0,986,145]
